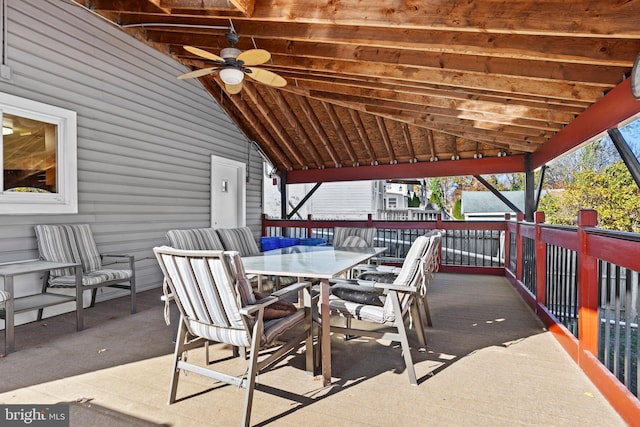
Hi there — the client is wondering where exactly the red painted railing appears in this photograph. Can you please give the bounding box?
[262,211,640,423]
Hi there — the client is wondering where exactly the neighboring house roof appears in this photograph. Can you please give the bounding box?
[461,191,525,215]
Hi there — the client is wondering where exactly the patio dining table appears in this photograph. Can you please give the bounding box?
[242,244,387,386]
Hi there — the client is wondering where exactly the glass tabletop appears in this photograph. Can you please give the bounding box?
[242,245,386,279]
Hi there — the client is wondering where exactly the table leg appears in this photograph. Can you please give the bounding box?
[75,265,83,331]
[5,275,14,354]
[320,278,331,386]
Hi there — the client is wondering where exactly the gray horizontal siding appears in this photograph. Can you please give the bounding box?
[0,0,264,324]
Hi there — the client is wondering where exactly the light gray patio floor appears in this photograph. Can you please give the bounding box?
[0,273,628,426]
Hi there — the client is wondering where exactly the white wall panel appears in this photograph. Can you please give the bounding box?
[0,0,264,324]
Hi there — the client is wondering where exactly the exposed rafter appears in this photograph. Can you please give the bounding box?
[73,0,640,183]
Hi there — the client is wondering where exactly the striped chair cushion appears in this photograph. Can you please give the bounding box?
[157,247,306,348]
[216,227,261,256]
[34,225,79,277]
[159,250,251,346]
[0,289,10,302]
[333,227,376,247]
[65,224,102,273]
[225,252,256,306]
[166,228,225,250]
[262,310,305,345]
[186,310,304,347]
[341,235,369,248]
[381,235,431,320]
[330,234,431,324]
[329,297,387,323]
[49,269,133,287]
[35,224,104,276]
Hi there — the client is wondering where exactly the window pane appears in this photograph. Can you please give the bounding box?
[3,113,57,193]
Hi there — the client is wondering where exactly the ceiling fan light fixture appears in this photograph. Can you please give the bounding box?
[220,68,245,85]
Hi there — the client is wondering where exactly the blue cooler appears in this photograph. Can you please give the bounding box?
[300,238,326,246]
[279,237,299,248]
[260,237,280,251]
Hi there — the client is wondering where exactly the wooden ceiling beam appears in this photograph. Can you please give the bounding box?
[241,84,307,169]
[157,0,248,12]
[532,79,640,168]
[101,1,640,36]
[202,78,293,170]
[375,116,396,164]
[269,90,324,169]
[323,103,358,167]
[425,129,436,160]
[292,89,547,151]
[310,90,566,131]
[245,1,640,38]
[269,55,608,102]
[257,40,626,86]
[175,51,609,103]
[280,79,575,124]
[152,32,628,84]
[295,97,341,168]
[401,123,416,163]
[277,69,591,112]
[286,155,528,184]
[349,110,378,166]
[294,88,555,141]
[144,24,640,67]
[366,104,562,133]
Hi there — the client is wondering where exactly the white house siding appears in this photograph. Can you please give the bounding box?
[0,0,262,323]
[264,180,378,220]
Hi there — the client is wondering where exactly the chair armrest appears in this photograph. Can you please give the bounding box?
[270,281,311,298]
[373,282,418,293]
[101,253,133,259]
[348,279,416,293]
[329,278,360,286]
[101,253,135,269]
[240,296,278,316]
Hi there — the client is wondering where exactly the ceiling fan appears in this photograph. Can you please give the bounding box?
[177,31,287,94]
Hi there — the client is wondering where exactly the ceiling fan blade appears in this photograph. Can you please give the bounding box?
[237,49,271,66]
[225,82,243,94]
[177,67,219,80]
[246,67,287,88]
[183,45,224,63]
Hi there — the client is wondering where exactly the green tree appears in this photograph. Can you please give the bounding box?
[428,178,444,210]
[452,198,463,219]
[539,161,640,232]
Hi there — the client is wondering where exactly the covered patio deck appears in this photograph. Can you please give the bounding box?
[1,273,625,426]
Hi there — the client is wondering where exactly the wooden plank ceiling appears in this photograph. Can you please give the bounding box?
[72,0,640,183]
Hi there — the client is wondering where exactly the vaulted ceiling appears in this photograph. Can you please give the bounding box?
[71,0,640,183]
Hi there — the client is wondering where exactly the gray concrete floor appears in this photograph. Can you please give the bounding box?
[0,273,628,426]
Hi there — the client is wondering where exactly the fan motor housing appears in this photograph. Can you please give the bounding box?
[221,47,241,60]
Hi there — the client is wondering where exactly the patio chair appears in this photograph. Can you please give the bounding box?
[153,246,315,427]
[332,226,377,247]
[166,227,225,251]
[357,231,442,327]
[328,234,433,385]
[216,226,261,256]
[34,224,136,316]
[217,226,296,291]
[0,289,8,310]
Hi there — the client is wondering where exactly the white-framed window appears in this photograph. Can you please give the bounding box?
[0,92,77,214]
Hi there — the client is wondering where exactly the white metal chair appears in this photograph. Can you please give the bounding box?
[328,234,434,385]
[357,231,442,327]
[153,246,315,427]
